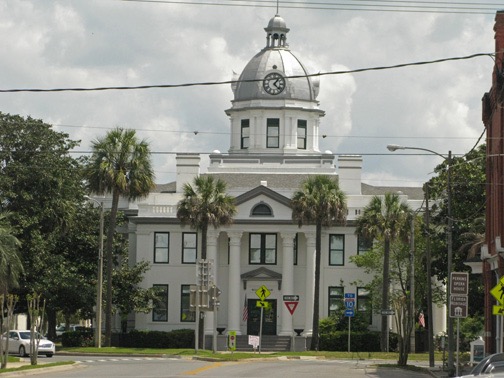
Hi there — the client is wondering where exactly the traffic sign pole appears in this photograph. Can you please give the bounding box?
[345,293,355,352]
[348,316,351,352]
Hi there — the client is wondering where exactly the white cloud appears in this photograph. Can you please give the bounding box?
[0,2,497,185]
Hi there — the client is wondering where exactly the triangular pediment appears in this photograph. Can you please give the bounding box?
[241,267,282,290]
[235,185,291,207]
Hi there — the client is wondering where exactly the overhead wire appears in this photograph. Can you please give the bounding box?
[119,0,504,14]
[0,52,494,93]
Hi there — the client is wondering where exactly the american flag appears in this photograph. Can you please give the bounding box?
[418,311,426,328]
[242,295,248,321]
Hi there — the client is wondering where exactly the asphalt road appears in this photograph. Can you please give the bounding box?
[6,355,436,378]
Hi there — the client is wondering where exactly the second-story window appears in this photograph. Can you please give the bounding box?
[154,232,169,263]
[358,235,373,255]
[329,234,345,266]
[182,233,197,263]
[267,118,279,148]
[249,233,277,264]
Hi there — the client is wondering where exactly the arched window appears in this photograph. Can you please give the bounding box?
[251,202,273,216]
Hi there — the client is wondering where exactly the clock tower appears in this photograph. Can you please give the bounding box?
[209,14,335,175]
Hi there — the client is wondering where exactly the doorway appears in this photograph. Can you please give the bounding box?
[246,299,277,335]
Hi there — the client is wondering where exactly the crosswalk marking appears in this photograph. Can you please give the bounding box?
[75,357,181,364]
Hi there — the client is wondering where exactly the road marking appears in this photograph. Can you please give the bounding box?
[182,362,223,375]
[74,357,181,364]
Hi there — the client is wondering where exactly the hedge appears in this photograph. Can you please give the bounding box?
[319,331,398,352]
[113,329,194,348]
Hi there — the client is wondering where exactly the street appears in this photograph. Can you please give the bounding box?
[6,355,435,377]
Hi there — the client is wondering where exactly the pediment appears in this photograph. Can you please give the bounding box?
[235,185,291,207]
[234,186,292,221]
[241,267,282,290]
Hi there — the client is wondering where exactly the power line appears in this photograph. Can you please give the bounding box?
[53,123,481,140]
[119,0,504,14]
[0,52,493,93]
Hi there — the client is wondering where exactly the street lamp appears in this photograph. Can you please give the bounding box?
[387,144,453,373]
[85,195,104,349]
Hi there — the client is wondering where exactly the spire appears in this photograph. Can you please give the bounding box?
[264,14,289,48]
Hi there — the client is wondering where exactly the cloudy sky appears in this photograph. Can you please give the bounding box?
[0,1,498,187]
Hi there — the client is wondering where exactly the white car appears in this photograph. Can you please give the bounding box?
[2,330,55,357]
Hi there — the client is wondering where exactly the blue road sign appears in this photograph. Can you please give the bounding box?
[345,309,355,317]
[344,293,355,299]
[344,300,355,309]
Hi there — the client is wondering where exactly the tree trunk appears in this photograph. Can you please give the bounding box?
[310,223,322,351]
[104,189,120,347]
[46,307,57,341]
[381,238,391,352]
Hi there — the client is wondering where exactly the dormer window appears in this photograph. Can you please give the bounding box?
[251,202,273,216]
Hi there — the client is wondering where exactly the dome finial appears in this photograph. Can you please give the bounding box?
[264,14,289,48]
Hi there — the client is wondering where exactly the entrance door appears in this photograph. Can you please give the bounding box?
[247,299,277,335]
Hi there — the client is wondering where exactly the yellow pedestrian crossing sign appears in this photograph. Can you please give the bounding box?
[490,276,504,305]
[256,300,270,308]
[256,285,271,301]
[493,305,504,315]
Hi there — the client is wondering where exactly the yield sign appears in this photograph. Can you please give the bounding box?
[284,301,299,315]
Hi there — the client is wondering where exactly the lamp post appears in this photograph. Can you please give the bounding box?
[387,144,453,373]
[85,196,104,349]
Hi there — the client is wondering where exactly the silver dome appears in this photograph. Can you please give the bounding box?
[232,15,320,103]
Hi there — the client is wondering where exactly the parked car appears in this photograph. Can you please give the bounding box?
[55,325,66,337]
[2,330,55,357]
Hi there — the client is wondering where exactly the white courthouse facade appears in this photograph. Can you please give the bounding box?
[123,14,445,343]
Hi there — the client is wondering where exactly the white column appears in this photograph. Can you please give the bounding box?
[280,232,296,336]
[304,232,316,336]
[205,230,219,335]
[227,232,243,334]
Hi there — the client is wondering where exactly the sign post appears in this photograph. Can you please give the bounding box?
[450,272,469,378]
[255,285,271,354]
[344,293,355,352]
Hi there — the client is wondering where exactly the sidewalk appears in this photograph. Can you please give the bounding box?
[409,360,472,378]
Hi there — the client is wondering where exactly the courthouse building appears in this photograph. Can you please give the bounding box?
[122,13,442,348]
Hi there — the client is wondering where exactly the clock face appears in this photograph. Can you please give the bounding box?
[263,72,286,95]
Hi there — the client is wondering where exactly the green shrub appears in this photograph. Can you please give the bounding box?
[114,329,194,348]
[319,311,371,333]
[61,330,94,347]
[319,331,398,352]
[320,331,377,351]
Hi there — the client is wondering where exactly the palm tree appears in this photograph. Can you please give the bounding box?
[0,212,23,293]
[177,175,236,347]
[459,217,485,260]
[291,175,347,351]
[355,192,412,352]
[85,127,155,346]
